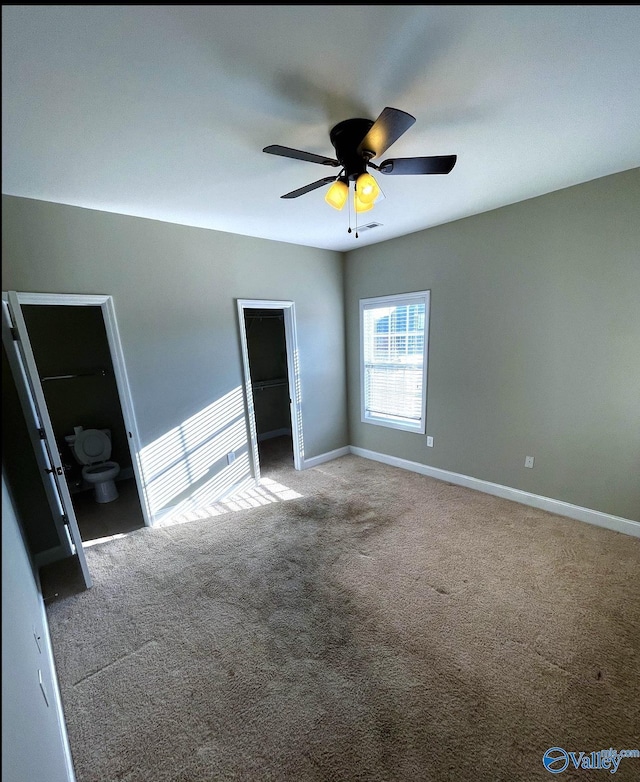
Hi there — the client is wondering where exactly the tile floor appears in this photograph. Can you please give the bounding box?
[71,477,146,543]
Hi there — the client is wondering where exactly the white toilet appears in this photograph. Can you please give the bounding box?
[65,426,120,503]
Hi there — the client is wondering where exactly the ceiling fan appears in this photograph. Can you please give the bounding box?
[263,107,457,216]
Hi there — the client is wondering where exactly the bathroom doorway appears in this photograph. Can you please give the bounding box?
[3,292,150,552]
[237,299,304,481]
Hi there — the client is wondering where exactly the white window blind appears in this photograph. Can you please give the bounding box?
[360,291,430,433]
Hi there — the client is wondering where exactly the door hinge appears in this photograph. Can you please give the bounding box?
[11,327,19,341]
[38,428,46,439]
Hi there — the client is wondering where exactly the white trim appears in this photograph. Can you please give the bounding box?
[8,292,152,529]
[349,446,640,538]
[301,446,351,470]
[237,300,304,479]
[13,292,109,307]
[36,590,77,781]
[100,295,152,527]
[236,304,261,484]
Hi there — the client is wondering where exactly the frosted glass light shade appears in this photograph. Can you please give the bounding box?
[355,194,374,213]
[355,172,380,204]
[325,179,349,210]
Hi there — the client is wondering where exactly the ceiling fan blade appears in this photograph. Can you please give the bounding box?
[263,144,339,167]
[356,107,416,159]
[377,155,457,175]
[281,176,337,199]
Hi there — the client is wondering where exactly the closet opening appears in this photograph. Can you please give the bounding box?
[237,300,304,482]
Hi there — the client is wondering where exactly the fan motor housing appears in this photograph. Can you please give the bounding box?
[329,118,374,180]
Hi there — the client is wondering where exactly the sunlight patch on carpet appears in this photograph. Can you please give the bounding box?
[153,476,303,527]
[82,532,130,549]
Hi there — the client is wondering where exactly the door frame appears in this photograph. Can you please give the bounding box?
[237,299,304,480]
[3,291,152,529]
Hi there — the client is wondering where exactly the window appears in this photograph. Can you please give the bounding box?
[360,290,430,433]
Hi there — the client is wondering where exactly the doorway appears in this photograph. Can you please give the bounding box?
[3,293,150,554]
[237,299,303,481]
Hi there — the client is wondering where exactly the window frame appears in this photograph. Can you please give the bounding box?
[359,290,430,434]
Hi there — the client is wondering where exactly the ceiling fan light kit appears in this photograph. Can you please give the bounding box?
[264,107,457,233]
[354,192,375,213]
[354,171,380,204]
[324,173,380,212]
[325,178,349,210]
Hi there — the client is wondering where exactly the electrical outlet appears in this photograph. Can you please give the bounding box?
[525,456,535,468]
[227,452,236,465]
[426,436,434,447]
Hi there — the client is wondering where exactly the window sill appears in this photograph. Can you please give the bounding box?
[362,415,425,434]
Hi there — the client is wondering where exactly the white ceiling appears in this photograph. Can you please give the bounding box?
[2,5,640,253]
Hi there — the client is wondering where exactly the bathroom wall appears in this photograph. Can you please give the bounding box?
[21,304,132,478]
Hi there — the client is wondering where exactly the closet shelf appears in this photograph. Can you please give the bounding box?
[253,378,288,390]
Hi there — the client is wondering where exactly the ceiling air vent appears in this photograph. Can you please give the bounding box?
[357,222,382,233]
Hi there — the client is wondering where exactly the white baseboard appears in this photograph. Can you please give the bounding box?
[301,446,351,470]
[349,446,640,538]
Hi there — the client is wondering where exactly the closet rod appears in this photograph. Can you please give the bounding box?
[41,369,107,382]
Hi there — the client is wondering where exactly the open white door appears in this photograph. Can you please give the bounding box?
[2,293,92,589]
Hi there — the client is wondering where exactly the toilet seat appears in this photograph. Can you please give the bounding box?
[73,428,112,465]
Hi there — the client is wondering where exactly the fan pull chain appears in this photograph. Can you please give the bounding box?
[346,181,361,238]
[354,182,359,238]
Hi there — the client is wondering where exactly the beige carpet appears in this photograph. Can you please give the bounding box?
[44,449,640,782]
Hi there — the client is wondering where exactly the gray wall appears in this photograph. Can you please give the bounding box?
[2,196,348,519]
[1,475,74,782]
[3,170,639,524]
[345,169,640,521]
